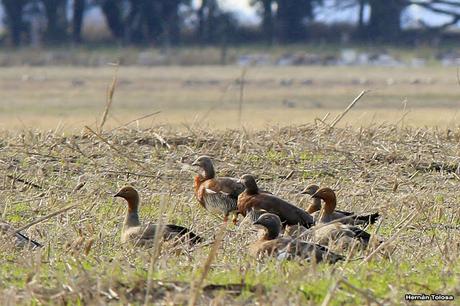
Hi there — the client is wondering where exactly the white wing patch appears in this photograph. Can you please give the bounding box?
[205,188,217,194]
[205,188,230,196]
[276,251,290,260]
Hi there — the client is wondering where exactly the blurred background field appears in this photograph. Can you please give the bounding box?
[1,1,460,131]
[0,63,459,131]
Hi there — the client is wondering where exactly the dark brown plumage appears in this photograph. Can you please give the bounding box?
[250,213,343,263]
[237,175,314,228]
[0,221,42,249]
[114,186,203,246]
[302,186,379,226]
[192,156,244,224]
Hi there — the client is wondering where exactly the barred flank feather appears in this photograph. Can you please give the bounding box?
[246,208,267,223]
[203,192,238,216]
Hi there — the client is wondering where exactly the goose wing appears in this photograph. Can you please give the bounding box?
[201,177,242,215]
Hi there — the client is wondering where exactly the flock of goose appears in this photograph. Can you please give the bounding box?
[1,155,383,265]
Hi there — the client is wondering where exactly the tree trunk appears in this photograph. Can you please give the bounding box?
[261,0,274,45]
[142,0,163,44]
[367,0,406,42]
[1,0,27,46]
[354,0,366,40]
[124,0,140,43]
[206,0,218,43]
[276,0,312,43]
[41,0,69,43]
[276,0,299,43]
[358,0,365,30]
[196,0,219,44]
[72,0,85,43]
[100,0,125,41]
[164,0,181,46]
[123,0,162,45]
[197,0,207,44]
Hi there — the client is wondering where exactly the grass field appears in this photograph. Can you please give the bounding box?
[0,64,459,304]
[0,124,459,304]
[0,65,459,131]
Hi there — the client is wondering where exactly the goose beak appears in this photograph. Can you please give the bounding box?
[191,160,199,166]
[114,192,121,198]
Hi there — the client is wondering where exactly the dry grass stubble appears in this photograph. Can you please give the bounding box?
[0,122,459,304]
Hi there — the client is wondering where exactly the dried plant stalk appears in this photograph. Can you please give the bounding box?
[99,63,119,133]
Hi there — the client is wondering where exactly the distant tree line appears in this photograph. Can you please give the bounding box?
[1,0,460,47]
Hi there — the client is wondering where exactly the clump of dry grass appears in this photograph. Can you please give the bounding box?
[0,122,459,304]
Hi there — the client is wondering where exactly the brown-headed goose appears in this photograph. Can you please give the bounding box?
[192,156,244,224]
[114,186,203,246]
[237,175,314,228]
[303,186,379,226]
